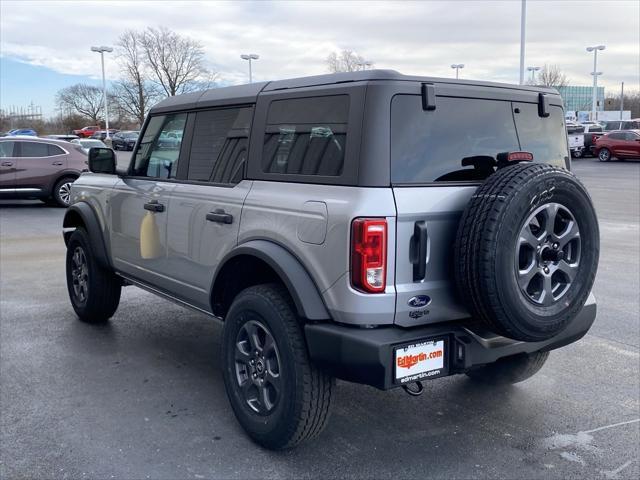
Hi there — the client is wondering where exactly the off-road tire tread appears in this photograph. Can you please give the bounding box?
[230,284,333,449]
[66,228,121,322]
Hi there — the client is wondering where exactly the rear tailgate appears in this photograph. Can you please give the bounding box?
[393,186,474,327]
[390,89,569,327]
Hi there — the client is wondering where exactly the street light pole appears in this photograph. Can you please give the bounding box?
[91,46,113,139]
[620,81,624,120]
[240,54,259,83]
[519,0,526,85]
[451,64,464,79]
[527,66,540,84]
[586,45,605,121]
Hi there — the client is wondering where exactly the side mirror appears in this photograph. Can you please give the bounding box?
[88,147,116,174]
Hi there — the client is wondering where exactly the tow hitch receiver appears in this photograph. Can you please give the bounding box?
[402,382,424,396]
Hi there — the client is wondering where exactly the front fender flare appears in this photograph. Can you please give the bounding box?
[63,202,111,269]
[214,240,330,321]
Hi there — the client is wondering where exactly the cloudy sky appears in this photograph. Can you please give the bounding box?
[1,0,638,116]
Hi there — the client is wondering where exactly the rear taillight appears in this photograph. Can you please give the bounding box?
[351,218,387,293]
[592,134,598,142]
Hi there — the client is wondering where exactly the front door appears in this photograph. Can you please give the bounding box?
[165,106,254,310]
[109,113,188,292]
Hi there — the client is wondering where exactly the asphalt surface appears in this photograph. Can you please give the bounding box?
[1,155,639,479]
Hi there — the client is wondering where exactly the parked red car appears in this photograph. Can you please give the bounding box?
[594,130,640,162]
[72,126,100,138]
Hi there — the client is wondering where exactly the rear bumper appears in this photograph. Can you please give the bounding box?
[305,293,596,390]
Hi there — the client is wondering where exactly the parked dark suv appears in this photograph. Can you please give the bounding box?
[62,70,599,449]
[111,131,139,151]
[0,137,88,206]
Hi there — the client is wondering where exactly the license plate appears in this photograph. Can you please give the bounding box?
[394,339,447,384]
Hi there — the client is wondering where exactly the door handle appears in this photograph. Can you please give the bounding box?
[206,209,233,224]
[143,200,165,213]
[52,161,64,166]
[1,161,13,167]
[410,221,428,281]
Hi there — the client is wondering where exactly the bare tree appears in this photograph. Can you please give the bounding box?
[326,49,372,73]
[605,91,640,118]
[114,30,161,125]
[139,26,213,96]
[56,84,104,124]
[529,64,569,88]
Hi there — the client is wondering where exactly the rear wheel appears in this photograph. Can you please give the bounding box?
[52,176,76,207]
[466,351,550,385]
[598,148,611,162]
[221,284,334,450]
[65,228,121,323]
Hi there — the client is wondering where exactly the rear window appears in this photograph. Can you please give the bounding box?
[390,95,568,184]
[261,95,348,177]
[20,142,50,157]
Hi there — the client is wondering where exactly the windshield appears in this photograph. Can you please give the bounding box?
[390,95,569,184]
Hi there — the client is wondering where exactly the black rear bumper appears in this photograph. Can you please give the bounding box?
[304,294,596,390]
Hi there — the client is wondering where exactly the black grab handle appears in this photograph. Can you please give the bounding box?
[410,221,428,281]
[206,210,233,224]
[143,201,165,213]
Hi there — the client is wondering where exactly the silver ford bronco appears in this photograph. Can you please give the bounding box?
[63,70,599,450]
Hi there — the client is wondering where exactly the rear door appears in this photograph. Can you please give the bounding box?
[0,141,17,190]
[620,131,640,157]
[391,91,569,327]
[109,113,187,291]
[164,106,254,310]
[14,141,68,193]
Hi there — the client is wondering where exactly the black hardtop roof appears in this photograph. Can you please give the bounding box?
[149,69,559,114]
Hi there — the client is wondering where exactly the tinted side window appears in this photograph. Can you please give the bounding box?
[132,113,187,179]
[590,126,602,132]
[391,96,520,183]
[624,132,639,141]
[609,132,624,140]
[0,141,15,157]
[48,144,65,156]
[261,95,348,177]
[187,107,252,184]
[20,142,50,157]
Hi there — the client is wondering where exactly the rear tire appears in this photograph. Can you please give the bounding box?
[221,284,334,450]
[52,176,76,207]
[65,228,121,323]
[466,351,549,385]
[598,148,611,162]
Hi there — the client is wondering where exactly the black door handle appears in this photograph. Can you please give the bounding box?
[143,200,165,212]
[1,161,13,167]
[206,209,233,224]
[410,220,428,281]
[52,161,64,166]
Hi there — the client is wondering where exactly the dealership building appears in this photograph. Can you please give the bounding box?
[557,85,605,112]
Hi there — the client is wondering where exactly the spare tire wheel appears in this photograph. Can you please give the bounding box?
[454,162,599,342]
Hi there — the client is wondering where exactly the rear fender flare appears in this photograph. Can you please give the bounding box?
[213,240,330,321]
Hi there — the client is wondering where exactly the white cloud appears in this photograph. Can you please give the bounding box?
[1,0,638,91]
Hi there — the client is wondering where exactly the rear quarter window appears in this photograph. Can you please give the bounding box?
[261,95,348,177]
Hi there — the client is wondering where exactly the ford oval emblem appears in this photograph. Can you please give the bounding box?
[408,295,431,308]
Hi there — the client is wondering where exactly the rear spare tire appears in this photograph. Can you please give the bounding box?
[455,162,599,342]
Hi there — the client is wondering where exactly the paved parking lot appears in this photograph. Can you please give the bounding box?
[1,155,639,479]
